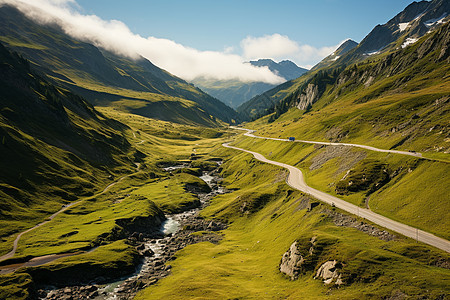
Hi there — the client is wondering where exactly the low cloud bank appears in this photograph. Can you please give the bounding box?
[1,0,344,83]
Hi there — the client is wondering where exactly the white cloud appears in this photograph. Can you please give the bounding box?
[0,0,344,83]
[241,34,301,60]
[0,0,286,84]
[241,33,343,69]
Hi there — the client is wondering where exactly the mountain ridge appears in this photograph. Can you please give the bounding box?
[0,41,138,234]
[192,59,307,108]
[0,5,238,126]
[238,0,449,120]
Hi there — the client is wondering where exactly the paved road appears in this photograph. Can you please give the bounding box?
[0,164,142,262]
[223,142,450,253]
[231,126,423,158]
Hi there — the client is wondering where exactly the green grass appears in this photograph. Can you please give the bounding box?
[15,193,162,257]
[229,134,450,239]
[136,147,450,299]
[0,105,226,251]
[132,173,209,214]
[0,272,34,300]
[25,240,139,285]
[244,24,450,160]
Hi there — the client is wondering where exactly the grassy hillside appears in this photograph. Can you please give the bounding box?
[249,21,450,157]
[238,1,449,121]
[136,145,450,299]
[0,42,139,247]
[0,5,238,126]
[229,24,450,245]
[230,134,450,239]
[0,100,230,298]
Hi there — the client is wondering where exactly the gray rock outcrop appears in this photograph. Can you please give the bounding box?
[315,260,344,285]
[279,242,304,280]
[296,83,319,110]
[279,237,317,280]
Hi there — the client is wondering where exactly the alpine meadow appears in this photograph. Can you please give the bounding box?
[0,0,449,299]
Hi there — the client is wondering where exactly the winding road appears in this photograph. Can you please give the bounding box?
[0,163,142,263]
[231,126,423,158]
[223,136,450,253]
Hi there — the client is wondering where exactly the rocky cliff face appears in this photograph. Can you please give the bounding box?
[296,83,319,110]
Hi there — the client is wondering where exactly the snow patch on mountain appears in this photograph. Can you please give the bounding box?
[424,13,448,27]
[365,50,380,56]
[399,22,409,32]
[402,37,418,48]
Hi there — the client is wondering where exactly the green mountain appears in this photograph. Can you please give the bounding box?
[0,42,136,236]
[0,5,238,126]
[235,40,359,121]
[192,59,307,108]
[252,19,450,155]
[238,0,449,121]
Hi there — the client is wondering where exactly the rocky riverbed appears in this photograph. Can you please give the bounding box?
[38,162,228,300]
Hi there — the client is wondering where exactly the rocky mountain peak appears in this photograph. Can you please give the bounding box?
[356,0,449,55]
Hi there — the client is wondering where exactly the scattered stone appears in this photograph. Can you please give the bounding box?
[141,248,154,257]
[39,161,228,300]
[325,209,396,241]
[279,237,318,280]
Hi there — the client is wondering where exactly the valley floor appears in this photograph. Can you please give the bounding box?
[0,112,449,300]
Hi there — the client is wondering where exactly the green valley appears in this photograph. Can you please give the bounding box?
[0,0,449,299]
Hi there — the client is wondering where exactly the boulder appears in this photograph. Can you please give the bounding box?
[141,248,154,257]
[315,260,344,285]
[279,242,304,280]
[279,237,318,280]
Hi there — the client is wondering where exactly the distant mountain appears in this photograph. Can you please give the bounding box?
[0,42,136,229]
[192,59,307,108]
[249,59,308,81]
[238,0,449,121]
[0,5,238,126]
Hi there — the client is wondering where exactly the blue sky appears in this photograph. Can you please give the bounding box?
[76,0,414,55]
[10,0,417,82]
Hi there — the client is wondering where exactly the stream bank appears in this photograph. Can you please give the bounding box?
[38,161,228,300]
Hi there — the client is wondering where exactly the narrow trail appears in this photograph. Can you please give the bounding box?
[223,142,450,253]
[0,163,142,263]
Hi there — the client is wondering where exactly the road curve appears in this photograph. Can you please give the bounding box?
[223,142,450,253]
[230,126,423,158]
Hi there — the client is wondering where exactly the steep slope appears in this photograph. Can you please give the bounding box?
[136,146,450,299]
[192,59,307,108]
[236,54,349,121]
[0,42,136,237]
[343,0,449,62]
[0,5,237,126]
[239,0,449,121]
[254,20,450,156]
